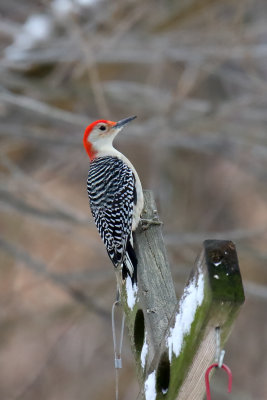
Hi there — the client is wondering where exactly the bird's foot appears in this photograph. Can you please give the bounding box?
[140,209,163,231]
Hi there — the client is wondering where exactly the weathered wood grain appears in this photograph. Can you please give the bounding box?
[120,191,245,400]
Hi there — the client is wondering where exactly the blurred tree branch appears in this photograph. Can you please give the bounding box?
[0,89,90,126]
[0,237,109,319]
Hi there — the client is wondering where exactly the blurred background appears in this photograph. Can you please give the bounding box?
[0,0,267,399]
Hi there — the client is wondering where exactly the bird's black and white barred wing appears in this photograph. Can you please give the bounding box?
[87,156,136,269]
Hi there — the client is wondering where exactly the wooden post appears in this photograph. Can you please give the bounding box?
[120,191,245,400]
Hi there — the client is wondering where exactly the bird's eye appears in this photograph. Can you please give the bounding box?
[99,125,106,131]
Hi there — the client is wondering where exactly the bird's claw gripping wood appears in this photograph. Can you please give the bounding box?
[140,209,163,230]
[141,218,163,230]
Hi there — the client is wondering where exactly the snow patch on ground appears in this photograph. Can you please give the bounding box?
[144,371,156,400]
[126,276,137,309]
[167,271,204,361]
[141,332,148,369]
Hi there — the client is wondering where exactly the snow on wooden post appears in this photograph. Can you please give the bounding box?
[120,191,245,400]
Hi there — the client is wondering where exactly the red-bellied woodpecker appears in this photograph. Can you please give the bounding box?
[83,116,144,296]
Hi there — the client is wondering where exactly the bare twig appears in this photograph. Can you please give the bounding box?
[0,89,90,126]
[0,153,91,225]
[0,237,109,319]
[165,226,267,245]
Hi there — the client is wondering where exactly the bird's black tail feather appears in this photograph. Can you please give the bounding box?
[122,238,138,285]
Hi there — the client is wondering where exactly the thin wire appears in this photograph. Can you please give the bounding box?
[215,327,220,363]
[111,300,125,400]
[115,367,119,400]
[112,301,118,357]
[219,349,226,368]
[215,326,225,367]
[120,312,125,355]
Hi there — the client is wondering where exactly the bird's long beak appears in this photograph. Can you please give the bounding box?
[114,116,137,129]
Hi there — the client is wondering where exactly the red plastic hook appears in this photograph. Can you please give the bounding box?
[205,363,232,400]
